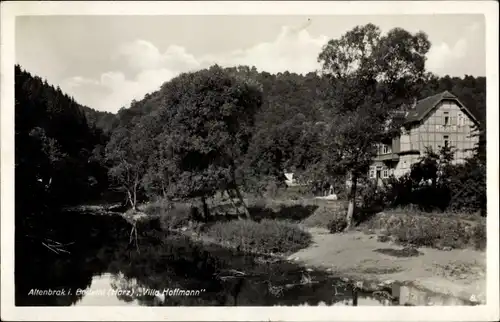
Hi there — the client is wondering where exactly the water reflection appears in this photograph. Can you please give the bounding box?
[16,211,392,307]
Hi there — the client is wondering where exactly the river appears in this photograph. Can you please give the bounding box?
[15,210,395,306]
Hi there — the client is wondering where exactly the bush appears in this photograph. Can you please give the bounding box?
[382,150,486,214]
[361,211,486,250]
[327,209,347,233]
[471,223,486,250]
[205,219,312,254]
[355,182,389,223]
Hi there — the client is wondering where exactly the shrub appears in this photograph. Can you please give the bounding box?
[327,209,347,233]
[470,223,486,250]
[354,183,389,223]
[361,211,486,250]
[382,149,486,214]
[205,219,312,254]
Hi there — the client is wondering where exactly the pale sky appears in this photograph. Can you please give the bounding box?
[15,15,486,113]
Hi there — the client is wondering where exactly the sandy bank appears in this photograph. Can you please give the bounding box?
[289,227,486,305]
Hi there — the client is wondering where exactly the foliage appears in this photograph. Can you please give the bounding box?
[103,60,486,206]
[356,181,389,215]
[327,209,348,233]
[205,219,312,254]
[384,146,486,214]
[16,21,488,254]
[360,212,486,250]
[156,65,262,199]
[15,65,110,238]
[143,200,193,230]
[470,223,487,251]
[292,24,433,230]
[105,65,264,218]
[104,115,159,208]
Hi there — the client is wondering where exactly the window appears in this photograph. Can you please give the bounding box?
[382,169,388,178]
[369,169,375,179]
[443,112,449,126]
[382,145,390,154]
[443,135,449,148]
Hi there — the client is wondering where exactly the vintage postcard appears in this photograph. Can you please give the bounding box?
[1,1,498,321]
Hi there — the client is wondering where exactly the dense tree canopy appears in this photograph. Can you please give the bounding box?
[104,65,264,217]
[105,67,485,200]
[15,65,111,238]
[15,22,487,224]
[305,24,433,229]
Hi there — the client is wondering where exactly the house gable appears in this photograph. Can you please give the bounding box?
[405,91,481,128]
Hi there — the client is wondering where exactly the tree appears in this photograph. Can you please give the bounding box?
[105,121,155,210]
[314,24,431,230]
[148,65,263,219]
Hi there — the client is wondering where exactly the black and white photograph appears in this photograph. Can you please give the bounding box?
[1,1,498,321]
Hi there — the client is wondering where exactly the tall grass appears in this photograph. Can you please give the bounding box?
[360,211,486,250]
[205,219,312,254]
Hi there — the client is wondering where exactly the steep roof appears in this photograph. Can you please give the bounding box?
[405,90,481,126]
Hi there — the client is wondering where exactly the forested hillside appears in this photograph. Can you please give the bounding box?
[105,67,486,187]
[15,62,487,218]
[15,63,486,211]
[15,65,111,237]
[110,69,486,128]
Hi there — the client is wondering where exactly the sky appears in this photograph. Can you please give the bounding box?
[15,14,486,113]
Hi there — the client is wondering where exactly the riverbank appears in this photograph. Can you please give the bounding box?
[288,227,486,305]
[167,223,485,305]
[68,202,486,306]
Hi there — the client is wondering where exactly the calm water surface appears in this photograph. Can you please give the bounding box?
[15,211,394,306]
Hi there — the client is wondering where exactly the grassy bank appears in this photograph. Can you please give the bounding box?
[142,199,313,255]
[358,210,486,251]
[296,201,486,251]
[127,196,486,305]
[204,219,312,254]
[142,197,486,253]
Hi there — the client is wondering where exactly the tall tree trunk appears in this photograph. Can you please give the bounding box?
[233,186,251,220]
[132,175,139,210]
[127,190,136,210]
[161,181,167,199]
[226,189,241,217]
[352,286,358,306]
[200,196,209,222]
[345,173,358,231]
